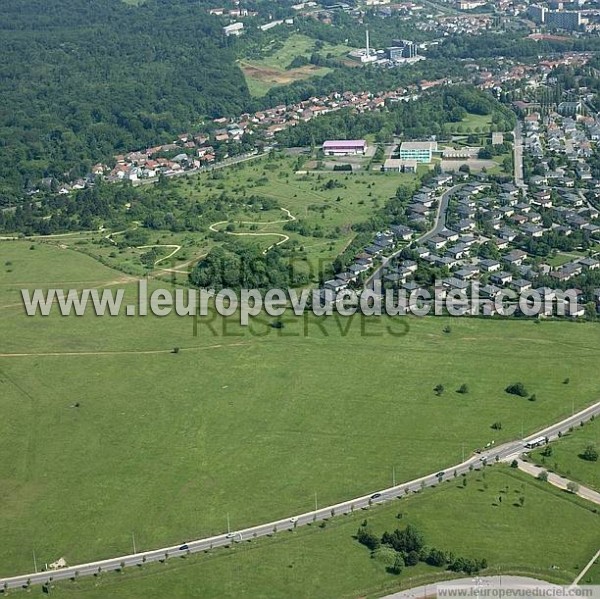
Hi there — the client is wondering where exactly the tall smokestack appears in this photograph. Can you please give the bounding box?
[366,29,370,58]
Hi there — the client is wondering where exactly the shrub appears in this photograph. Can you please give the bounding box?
[505,382,528,397]
[387,553,405,575]
[371,546,398,568]
[581,444,598,462]
[357,527,380,551]
[426,548,447,567]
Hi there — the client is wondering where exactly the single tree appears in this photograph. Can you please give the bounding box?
[505,382,528,397]
[581,444,599,462]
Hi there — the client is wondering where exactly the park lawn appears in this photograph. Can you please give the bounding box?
[444,113,494,134]
[2,241,600,575]
[584,561,600,584]
[75,230,213,280]
[19,154,417,282]
[37,468,600,599]
[0,241,118,298]
[158,155,419,273]
[529,416,600,492]
[546,252,586,268]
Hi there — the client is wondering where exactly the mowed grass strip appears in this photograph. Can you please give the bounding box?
[1,242,600,574]
[530,416,600,492]
[38,468,600,599]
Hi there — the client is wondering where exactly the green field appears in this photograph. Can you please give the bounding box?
[585,561,600,584]
[240,34,352,97]
[546,252,586,268]
[530,417,600,492]
[35,468,600,598]
[49,155,419,283]
[9,152,411,286]
[444,113,495,134]
[2,241,600,577]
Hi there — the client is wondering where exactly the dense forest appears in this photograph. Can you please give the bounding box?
[0,0,249,202]
[0,0,565,204]
[428,31,600,61]
[256,57,467,111]
[188,241,311,291]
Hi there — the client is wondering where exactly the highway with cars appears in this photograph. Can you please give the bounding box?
[2,399,599,591]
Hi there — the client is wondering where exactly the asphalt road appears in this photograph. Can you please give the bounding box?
[2,399,599,591]
[516,459,600,506]
[132,150,268,187]
[381,575,561,599]
[513,123,525,188]
[366,183,464,289]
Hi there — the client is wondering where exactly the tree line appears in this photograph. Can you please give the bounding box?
[357,522,487,576]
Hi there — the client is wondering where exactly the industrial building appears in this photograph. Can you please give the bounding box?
[322,140,368,156]
[383,159,418,173]
[386,40,418,60]
[527,4,547,23]
[399,141,437,163]
[546,9,582,29]
[527,4,583,29]
[223,22,244,36]
[347,29,378,63]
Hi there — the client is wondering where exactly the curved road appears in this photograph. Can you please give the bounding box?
[381,575,562,599]
[366,184,464,288]
[2,399,599,591]
[209,207,296,255]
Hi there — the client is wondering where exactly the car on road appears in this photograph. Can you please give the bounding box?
[436,471,445,478]
[225,533,235,539]
[178,544,189,551]
[370,493,382,500]
[289,517,298,524]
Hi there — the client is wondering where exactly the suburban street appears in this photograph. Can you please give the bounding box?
[131,150,268,187]
[365,183,464,289]
[513,123,525,188]
[2,399,599,591]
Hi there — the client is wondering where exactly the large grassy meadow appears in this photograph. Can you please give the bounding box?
[32,468,600,598]
[46,155,419,283]
[1,241,600,576]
